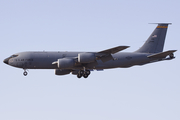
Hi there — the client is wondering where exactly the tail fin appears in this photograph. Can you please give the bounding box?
[136,23,171,53]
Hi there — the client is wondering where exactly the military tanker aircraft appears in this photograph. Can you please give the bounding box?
[3,23,177,78]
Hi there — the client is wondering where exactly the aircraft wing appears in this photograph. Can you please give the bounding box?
[147,50,177,58]
[96,46,129,62]
[98,46,130,54]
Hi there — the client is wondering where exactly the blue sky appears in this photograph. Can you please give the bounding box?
[0,0,180,120]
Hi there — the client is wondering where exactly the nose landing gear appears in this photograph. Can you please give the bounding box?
[23,69,28,76]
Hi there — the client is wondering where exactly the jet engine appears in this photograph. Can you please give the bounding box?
[58,58,75,69]
[55,69,71,75]
[78,53,96,63]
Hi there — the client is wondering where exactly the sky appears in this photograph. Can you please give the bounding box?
[0,0,180,120]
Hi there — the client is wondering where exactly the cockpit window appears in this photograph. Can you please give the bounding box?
[10,54,18,58]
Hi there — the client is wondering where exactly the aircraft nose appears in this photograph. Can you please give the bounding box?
[3,58,9,64]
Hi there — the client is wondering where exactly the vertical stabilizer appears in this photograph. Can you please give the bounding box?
[136,23,171,53]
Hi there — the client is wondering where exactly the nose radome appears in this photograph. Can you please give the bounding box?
[3,58,9,64]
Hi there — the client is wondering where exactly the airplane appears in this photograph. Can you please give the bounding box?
[3,23,177,78]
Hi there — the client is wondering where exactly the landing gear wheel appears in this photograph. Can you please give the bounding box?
[77,73,82,78]
[83,74,88,78]
[85,70,90,76]
[79,70,84,75]
[77,70,84,78]
[23,71,28,76]
[77,70,90,78]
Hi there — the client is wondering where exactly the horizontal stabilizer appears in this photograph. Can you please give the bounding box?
[98,46,129,54]
[147,50,177,59]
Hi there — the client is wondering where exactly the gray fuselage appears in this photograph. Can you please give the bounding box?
[3,23,176,78]
[6,51,151,70]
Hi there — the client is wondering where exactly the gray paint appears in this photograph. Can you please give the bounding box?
[3,24,176,78]
[136,23,170,53]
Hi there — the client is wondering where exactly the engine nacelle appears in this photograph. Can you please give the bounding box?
[58,58,75,69]
[71,70,79,75]
[55,69,71,75]
[78,53,96,63]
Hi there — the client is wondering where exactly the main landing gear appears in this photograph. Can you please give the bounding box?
[23,69,28,76]
[77,70,91,78]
